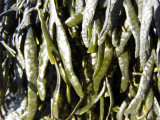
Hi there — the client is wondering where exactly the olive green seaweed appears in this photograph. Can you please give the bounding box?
[81,0,98,47]
[50,0,84,98]
[118,51,130,92]
[24,14,38,120]
[124,50,156,116]
[1,0,160,119]
[93,42,113,94]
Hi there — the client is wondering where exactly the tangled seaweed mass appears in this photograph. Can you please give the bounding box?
[1,0,160,119]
